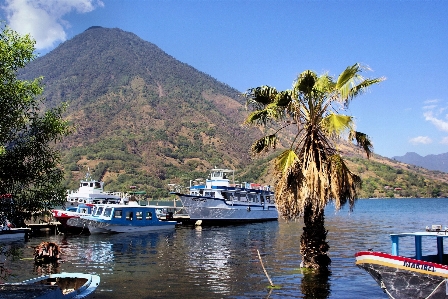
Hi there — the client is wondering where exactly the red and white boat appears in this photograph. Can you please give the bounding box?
[52,204,94,234]
[356,226,448,299]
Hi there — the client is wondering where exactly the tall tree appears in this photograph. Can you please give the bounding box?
[244,64,384,272]
[0,25,71,227]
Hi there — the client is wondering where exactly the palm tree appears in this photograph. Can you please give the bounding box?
[244,63,384,272]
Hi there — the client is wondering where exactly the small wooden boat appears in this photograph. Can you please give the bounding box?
[0,272,100,299]
[356,225,448,299]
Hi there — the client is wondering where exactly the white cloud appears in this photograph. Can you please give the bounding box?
[440,137,448,145]
[2,0,104,50]
[424,99,439,105]
[423,111,448,132]
[409,136,432,144]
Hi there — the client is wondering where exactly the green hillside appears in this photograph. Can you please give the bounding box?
[19,26,448,199]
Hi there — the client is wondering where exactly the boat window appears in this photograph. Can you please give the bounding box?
[248,194,257,202]
[146,212,152,220]
[95,207,103,216]
[205,191,215,197]
[126,211,133,221]
[95,182,101,188]
[114,210,122,218]
[103,208,112,217]
[82,183,88,187]
[136,211,143,220]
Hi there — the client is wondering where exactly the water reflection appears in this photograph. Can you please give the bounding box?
[186,227,232,292]
[301,272,331,299]
[5,198,448,298]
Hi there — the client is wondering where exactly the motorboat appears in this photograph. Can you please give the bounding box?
[171,168,278,224]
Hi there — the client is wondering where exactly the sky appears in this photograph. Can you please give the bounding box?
[1,0,447,159]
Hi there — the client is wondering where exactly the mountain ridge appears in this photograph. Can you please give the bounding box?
[392,152,448,173]
[17,26,448,198]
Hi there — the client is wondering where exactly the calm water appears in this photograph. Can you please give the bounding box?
[2,198,448,298]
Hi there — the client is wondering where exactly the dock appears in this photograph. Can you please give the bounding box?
[26,222,61,235]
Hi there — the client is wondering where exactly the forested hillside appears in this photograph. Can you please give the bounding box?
[19,26,448,199]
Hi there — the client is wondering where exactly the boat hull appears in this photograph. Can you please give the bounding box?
[74,204,177,234]
[0,228,30,241]
[1,272,100,299]
[85,221,177,234]
[355,251,448,299]
[178,194,278,223]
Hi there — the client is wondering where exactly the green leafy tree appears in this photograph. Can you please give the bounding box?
[244,64,384,272]
[0,25,71,227]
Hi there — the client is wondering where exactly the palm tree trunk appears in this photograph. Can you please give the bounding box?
[300,203,331,273]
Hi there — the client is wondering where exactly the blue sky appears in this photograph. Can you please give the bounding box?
[1,0,447,159]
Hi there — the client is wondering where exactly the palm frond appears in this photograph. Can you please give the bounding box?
[346,77,386,101]
[349,131,373,158]
[314,73,334,94]
[321,113,353,136]
[244,86,278,110]
[275,149,298,174]
[328,154,361,211]
[274,90,293,107]
[293,70,317,95]
[336,63,385,104]
[336,63,361,90]
[250,134,278,154]
[244,110,269,126]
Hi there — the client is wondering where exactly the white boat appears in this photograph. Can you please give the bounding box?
[171,168,278,224]
[356,225,448,299]
[0,272,100,299]
[75,203,177,234]
[66,172,126,206]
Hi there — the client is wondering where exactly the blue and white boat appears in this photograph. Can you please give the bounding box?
[171,168,278,224]
[76,203,177,234]
[0,272,100,299]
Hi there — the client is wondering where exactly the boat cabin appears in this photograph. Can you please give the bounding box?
[391,226,448,265]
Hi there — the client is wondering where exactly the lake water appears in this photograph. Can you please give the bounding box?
[2,198,448,298]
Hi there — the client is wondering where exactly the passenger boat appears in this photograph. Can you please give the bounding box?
[52,204,94,234]
[355,225,448,299]
[66,172,125,206]
[0,272,100,299]
[75,203,177,234]
[171,168,278,224]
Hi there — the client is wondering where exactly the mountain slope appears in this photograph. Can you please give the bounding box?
[392,152,448,173]
[20,26,264,195]
[17,26,448,199]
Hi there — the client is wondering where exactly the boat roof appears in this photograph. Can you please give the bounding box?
[210,168,234,173]
[391,231,448,238]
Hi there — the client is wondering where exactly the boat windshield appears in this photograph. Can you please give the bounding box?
[95,207,103,216]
